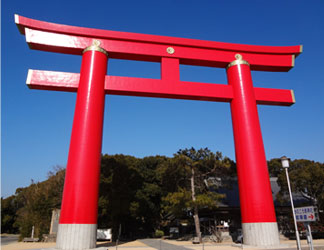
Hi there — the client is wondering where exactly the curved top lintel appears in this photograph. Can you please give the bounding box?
[15,14,302,57]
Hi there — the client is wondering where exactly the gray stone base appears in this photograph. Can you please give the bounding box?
[242,222,280,247]
[56,224,97,250]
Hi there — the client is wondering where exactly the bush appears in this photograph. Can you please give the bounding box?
[154,229,164,238]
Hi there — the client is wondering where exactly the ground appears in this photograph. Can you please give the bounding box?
[1,236,324,250]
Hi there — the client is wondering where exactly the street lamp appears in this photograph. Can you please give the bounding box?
[281,156,301,250]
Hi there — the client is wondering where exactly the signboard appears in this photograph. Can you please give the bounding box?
[294,206,317,222]
[97,229,112,241]
[170,227,179,233]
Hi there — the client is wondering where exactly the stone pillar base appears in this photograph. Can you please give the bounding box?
[242,222,280,246]
[56,224,97,250]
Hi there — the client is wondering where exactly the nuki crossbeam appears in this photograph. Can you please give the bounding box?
[16,14,302,248]
[26,69,295,106]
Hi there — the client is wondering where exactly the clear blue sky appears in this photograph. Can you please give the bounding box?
[2,0,324,198]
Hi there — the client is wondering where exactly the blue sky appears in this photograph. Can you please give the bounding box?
[2,0,324,198]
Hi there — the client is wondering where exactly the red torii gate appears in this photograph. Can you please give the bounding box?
[16,14,302,249]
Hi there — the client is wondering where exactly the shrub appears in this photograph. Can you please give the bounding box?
[154,229,164,238]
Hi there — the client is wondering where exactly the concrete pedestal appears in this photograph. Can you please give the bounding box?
[242,222,280,246]
[56,224,97,250]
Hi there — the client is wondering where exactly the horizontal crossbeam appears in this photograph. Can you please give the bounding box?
[16,15,302,72]
[26,70,295,106]
[15,15,302,56]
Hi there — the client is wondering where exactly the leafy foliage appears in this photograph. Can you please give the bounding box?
[1,196,19,233]
[162,188,192,218]
[161,148,229,215]
[160,148,228,242]
[276,159,324,210]
[98,154,168,239]
[272,159,324,234]
[5,166,65,240]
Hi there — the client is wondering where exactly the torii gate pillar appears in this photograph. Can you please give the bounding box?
[16,14,302,249]
[56,41,108,249]
[227,55,279,244]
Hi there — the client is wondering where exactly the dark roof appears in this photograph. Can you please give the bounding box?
[211,177,309,208]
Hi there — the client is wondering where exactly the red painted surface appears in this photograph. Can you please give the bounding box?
[59,49,108,224]
[16,15,301,72]
[16,15,302,56]
[227,63,277,223]
[27,69,295,106]
[161,57,180,81]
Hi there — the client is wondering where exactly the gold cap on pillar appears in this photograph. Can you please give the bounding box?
[83,40,108,56]
[227,54,250,69]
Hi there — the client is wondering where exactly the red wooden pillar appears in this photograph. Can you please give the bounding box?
[226,54,279,246]
[56,40,108,250]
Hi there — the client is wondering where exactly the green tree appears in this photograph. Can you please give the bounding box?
[14,167,65,240]
[277,159,324,206]
[268,158,284,177]
[276,159,324,226]
[99,154,167,239]
[1,196,19,233]
[99,154,140,239]
[161,148,226,243]
[129,156,167,235]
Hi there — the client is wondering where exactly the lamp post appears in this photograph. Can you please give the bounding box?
[281,156,301,250]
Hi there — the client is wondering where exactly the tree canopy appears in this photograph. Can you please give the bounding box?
[273,159,324,219]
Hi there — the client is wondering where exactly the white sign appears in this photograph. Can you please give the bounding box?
[294,206,316,222]
[97,228,112,241]
[170,227,179,233]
